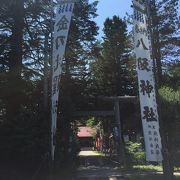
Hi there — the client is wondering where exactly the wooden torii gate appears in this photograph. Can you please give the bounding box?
[73,96,136,164]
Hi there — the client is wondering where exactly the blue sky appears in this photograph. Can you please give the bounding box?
[89,0,133,39]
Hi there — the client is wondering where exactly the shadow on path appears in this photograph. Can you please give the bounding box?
[75,150,126,180]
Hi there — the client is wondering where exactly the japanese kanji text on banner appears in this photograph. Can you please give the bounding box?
[132,0,163,162]
[51,2,74,161]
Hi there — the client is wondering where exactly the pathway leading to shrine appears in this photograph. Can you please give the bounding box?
[75,150,126,180]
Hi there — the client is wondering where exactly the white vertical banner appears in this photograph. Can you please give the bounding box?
[51,1,74,161]
[132,0,163,162]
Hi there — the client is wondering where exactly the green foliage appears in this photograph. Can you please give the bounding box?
[148,0,180,82]
[0,104,49,161]
[159,86,180,166]
[0,0,99,169]
[125,142,146,165]
[159,86,180,132]
[91,16,137,96]
[129,174,175,180]
[163,61,180,89]
[156,0,180,62]
[133,165,162,171]
[61,0,99,111]
[86,117,98,127]
[159,86,180,103]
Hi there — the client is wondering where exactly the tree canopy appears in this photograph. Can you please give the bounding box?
[0,0,179,178]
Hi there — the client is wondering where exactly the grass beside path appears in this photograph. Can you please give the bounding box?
[133,165,180,175]
[133,165,162,171]
[125,165,180,180]
[128,174,180,180]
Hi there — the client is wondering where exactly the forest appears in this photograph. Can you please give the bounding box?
[0,0,179,179]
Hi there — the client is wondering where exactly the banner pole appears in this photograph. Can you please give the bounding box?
[132,0,163,162]
[145,1,174,179]
[50,1,76,178]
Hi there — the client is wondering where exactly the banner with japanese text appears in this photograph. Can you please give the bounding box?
[51,1,74,160]
[132,0,163,162]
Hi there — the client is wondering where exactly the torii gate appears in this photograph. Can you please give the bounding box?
[73,96,136,163]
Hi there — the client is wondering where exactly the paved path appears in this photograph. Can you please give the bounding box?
[75,150,126,180]
[78,151,103,156]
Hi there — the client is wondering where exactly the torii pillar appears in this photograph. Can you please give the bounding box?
[100,96,136,165]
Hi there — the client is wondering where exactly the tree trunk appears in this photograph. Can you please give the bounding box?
[6,0,24,121]
[151,0,163,85]
[153,29,163,85]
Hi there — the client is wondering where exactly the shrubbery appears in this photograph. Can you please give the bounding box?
[125,142,146,166]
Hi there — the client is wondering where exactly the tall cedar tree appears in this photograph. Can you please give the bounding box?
[0,0,99,164]
[61,0,99,108]
[0,0,51,122]
[91,16,137,96]
[54,0,99,163]
[150,0,180,84]
[0,0,53,164]
[0,0,24,121]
